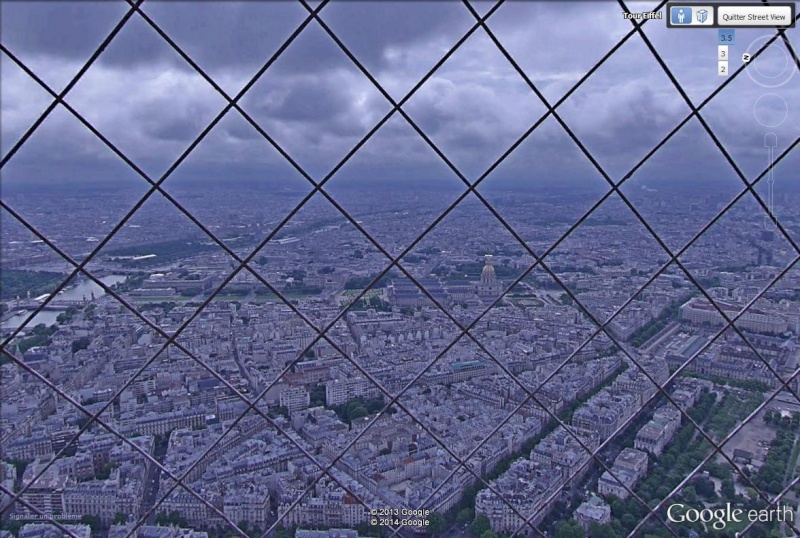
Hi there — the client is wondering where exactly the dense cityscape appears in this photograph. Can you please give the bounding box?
[2,0,800,537]
[1,183,799,538]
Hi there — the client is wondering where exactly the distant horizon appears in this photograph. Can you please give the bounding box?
[3,172,795,194]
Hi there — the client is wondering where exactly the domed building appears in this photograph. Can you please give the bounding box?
[476,254,503,298]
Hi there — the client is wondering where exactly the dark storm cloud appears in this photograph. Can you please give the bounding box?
[0,2,129,60]
[1,1,465,74]
[224,117,262,142]
[247,75,351,122]
[133,2,309,70]
[1,1,798,188]
[142,113,207,143]
[0,1,306,70]
[317,1,472,69]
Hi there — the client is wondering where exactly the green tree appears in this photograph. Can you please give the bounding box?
[113,512,128,525]
[428,513,446,536]
[693,477,716,499]
[553,520,584,538]
[469,515,490,537]
[0,269,64,301]
[456,508,474,525]
[721,478,736,499]
[480,531,498,538]
[155,511,188,528]
[270,406,289,419]
[705,462,730,480]
[350,405,368,420]
[0,519,23,536]
[620,513,638,531]
[96,461,118,479]
[608,497,624,519]
[80,514,102,531]
[310,384,326,406]
[588,522,619,538]
[623,497,645,519]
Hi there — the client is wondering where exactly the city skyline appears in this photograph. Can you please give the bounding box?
[1,2,799,538]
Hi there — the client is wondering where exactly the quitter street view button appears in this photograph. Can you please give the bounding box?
[718,5,793,26]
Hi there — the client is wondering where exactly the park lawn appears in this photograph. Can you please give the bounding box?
[342,289,382,298]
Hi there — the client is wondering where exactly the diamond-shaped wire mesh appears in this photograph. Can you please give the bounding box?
[1,1,799,538]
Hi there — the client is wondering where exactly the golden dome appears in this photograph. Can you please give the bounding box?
[481,255,497,284]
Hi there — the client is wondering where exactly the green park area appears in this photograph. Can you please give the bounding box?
[0,269,67,301]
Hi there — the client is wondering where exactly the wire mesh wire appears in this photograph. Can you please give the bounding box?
[1,1,799,538]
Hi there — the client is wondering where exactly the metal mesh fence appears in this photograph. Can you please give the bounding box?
[1,1,799,537]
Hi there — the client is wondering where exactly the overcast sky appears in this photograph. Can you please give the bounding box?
[1,0,798,194]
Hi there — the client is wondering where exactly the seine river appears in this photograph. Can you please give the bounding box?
[2,275,127,330]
